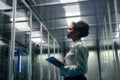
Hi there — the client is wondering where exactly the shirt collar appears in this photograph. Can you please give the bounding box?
[70,38,82,48]
[73,38,81,43]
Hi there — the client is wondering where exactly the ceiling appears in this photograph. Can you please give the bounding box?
[0,0,119,51]
[26,0,102,50]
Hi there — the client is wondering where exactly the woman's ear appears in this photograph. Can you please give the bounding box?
[75,31,80,37]
[76,31,80,35]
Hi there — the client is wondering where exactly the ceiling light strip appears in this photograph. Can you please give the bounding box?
[33,0,90,7]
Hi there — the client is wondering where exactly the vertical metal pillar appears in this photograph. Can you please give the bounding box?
[114,42,120,80]
[107,1,114,80]
[58,46,61,80]
[94,0,102,79]
[107,1,119,80]
[40,23,43,80]
[9,0,17,80]
[114,0,119,34]
[28,10,32,80]
[53,39,56,80]
[48,33,50,80]
[104,17,111,80]
[114,0,120,79]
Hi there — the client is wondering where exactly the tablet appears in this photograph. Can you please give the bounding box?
[46,56,65,68]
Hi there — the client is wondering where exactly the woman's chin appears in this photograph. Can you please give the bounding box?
[67,36,70,38]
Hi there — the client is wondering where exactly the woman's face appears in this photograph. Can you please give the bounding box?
[67,24,77,38]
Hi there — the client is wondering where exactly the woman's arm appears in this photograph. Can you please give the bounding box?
[60,45,88,77]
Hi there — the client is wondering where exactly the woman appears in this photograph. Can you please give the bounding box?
[60,20,89,80]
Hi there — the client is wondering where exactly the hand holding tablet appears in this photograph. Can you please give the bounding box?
[46,56,65,68]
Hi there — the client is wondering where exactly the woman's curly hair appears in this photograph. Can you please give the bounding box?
[72,20,89,38]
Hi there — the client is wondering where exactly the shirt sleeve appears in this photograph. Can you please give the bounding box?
[60,45,88,77]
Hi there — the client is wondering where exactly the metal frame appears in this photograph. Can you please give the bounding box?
[21,0,63,49]
[8,0,17,80]
[27,10,32,80]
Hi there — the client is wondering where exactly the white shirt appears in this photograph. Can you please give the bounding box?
[60,39,89,77]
